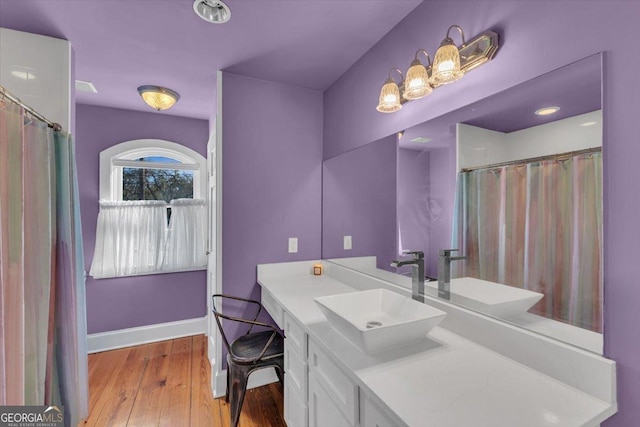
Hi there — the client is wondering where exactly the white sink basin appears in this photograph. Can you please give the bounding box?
[426,277,544,318]
[314,289,446,353]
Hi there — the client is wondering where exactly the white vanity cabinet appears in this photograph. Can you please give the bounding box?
[283,311,309,427]
[258,262,617,427]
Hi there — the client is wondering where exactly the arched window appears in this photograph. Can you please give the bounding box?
[99,139,206,201]
[91,139,207,279]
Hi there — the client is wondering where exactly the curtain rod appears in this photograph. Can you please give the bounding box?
[0,84,63,132]
[460,147,602,173]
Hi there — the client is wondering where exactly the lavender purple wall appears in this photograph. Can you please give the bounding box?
[220,72,323,347]
[76,104,208,334]
[397,148,431,274]
[323,1,640,424]
[323,136,397,270]
[427,142,457,275]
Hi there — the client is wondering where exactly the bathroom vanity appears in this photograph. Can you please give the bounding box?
[258,260,616,427]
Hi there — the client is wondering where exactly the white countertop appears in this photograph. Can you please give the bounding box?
[258,270,614,427]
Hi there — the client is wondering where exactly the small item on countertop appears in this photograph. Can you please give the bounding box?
[313,263,323,275]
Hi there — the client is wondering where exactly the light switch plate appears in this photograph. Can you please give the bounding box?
[344,235,352,250]
[288,237,298,253]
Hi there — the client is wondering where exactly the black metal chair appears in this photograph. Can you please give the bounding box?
[211,294,284,427]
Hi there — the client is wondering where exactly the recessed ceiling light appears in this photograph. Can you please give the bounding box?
[75,80,98,93]
[11,70,36,80]
[580,121,598,127]
[411,136,432,143]
[193,0,231,24]
[535,106,560,116]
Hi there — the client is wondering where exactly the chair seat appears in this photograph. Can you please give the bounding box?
[230,330,284,363]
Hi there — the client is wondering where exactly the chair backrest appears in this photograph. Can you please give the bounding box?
[211,294,281,362]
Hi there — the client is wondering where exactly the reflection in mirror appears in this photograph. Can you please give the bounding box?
[322,53,603,353]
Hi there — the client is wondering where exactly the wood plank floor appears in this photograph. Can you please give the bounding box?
[84,335,285,427]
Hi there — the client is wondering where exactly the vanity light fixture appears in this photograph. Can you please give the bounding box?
[376,68,404,113]
[535,106,560,116]
[137,85,180,111]
[404,49,433,100]
[193,0,231,24]
[431,25,466,86]
[376,26,499,113]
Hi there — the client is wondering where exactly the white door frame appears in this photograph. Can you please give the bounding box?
[208,70,225,398]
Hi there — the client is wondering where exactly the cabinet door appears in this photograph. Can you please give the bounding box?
[308,339,359,424]
[360,394,398,427]
[285,341,307,398]
[284,372,308,427]
[308,372,353,427]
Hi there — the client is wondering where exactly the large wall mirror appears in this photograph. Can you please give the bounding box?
[322,53,603,353]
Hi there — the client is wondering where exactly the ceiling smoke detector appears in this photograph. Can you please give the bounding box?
[193,0,231,24]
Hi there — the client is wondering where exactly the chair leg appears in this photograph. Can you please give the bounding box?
[274,359,284,387]
[229,364,250,427]
[225,362,230,403]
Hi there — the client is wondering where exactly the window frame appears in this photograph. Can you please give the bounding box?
[99,139,206,202]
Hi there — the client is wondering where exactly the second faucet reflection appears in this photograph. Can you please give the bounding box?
[438,249,466,300]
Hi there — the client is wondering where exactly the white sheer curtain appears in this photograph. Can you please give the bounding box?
[163,198,207,270]
[90,200,167,278]
[90,198,207,278]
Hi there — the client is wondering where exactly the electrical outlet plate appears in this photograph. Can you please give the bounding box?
[288,237,298,253]
[344,235,352,250]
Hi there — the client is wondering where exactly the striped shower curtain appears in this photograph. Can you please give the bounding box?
[453,151,602,332]
[0,100,88,425]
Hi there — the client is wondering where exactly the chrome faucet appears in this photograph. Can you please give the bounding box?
[438,249,466,300]
[391,251,424,301]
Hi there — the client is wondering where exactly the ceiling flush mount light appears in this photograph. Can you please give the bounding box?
[376,68,404,113]
[193,0,231,24]
[431,25,466,86]
[404,49,433,100]
[376,26,499,113]
[535,106,560,116]
[137,85,180,111]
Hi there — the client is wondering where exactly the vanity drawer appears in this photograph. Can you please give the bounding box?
[308,339,359,425]
[261,289,284,329]
[285,340,307,398]
[284,311,307,359]
[284,372,308,427]
[308,372,353,427]
[360,393,395,427]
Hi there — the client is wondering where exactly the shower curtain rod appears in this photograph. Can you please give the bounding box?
[460,146,602,173]
[0,84,63,132]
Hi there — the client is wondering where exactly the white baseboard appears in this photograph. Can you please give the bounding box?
[213,368,279,399]
[87,317,207,353]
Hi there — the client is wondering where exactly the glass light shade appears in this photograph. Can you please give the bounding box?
[403,61,432,100]
[138,86,180,111]
[376,79,402,113]
[430,41,464,86]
